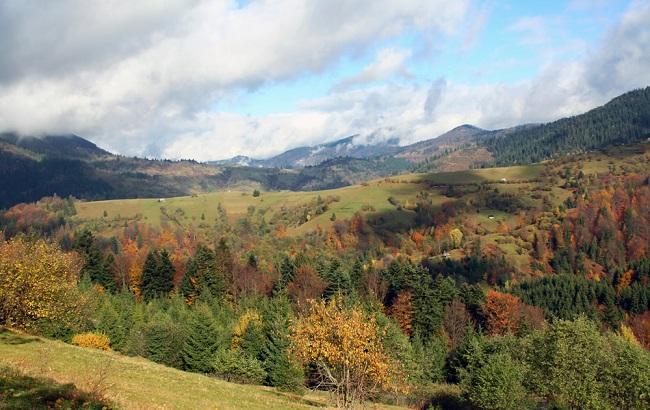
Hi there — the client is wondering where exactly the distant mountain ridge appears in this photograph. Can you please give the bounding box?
[0,133,110,160]
[211,133,402,168]
[1,87,649,208]
[212,123,519,171]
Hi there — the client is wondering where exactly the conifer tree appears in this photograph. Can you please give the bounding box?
[95,299,126,351]
[141,249,174,301]
[74,229,116,292]
[260,297,304,391]
[182,304,222,373]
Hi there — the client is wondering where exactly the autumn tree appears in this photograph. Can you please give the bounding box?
[287,264,327,307]
[290,298,407,408]
[629,311,650,349]
[444,298,472,350]
[388,290,414,337]
[484,290,521,336]
[0,237,82,329]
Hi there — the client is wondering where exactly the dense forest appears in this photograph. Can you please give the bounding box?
[2,140,650,409]
[483,87,650,165]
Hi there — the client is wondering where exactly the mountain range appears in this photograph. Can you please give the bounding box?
[210,134,403,168]
[1,87,649,208]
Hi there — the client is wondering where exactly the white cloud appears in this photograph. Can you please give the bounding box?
[166,0,650,161]
[334,47,412,89]
[0,0,469,156]
[0,0,649,162]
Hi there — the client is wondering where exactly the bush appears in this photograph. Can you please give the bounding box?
[71,332,111,351]
[464,352,528,410]
[213,349,266,384]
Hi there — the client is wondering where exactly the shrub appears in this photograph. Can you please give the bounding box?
[463,351,528,410]
[213,348,266,384]
[71,332,111,351]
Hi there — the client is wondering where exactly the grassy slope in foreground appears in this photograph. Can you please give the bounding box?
[0,329,404,410]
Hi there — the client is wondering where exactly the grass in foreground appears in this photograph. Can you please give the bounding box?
[0,329,405,410]
[0,366,111,410]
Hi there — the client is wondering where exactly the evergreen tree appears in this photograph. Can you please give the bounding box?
[182,304,222,373]
[260,297,303,391]
[73,229,115,292]
[274,254,295,293]
[141,249,175,301]
[185,245,226,300]
[143,314,185,368]
[95,298,126,351]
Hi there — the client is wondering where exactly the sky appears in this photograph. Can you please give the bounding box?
[0,0,649,161]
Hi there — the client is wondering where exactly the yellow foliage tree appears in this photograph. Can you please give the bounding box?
[448,228,463,248]
[231,310,261,349]
[289,298,407,408]
[72,332,111,351]
[0,237,82,329]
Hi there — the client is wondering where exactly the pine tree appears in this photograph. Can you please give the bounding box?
[141,250,174,300]
[158,249,175,293]
[141,250,158,300]
[274,254,295,294]
[182,304,222,373]
[95,299,126,351]
[74,229,116,292]
[260,297,304,391]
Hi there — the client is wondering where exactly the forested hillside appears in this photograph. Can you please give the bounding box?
[483,87,650,165]
[0,135,411,208]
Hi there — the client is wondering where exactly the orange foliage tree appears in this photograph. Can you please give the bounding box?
[290,298,407,408]
[484,290,522,335]
[388,290,414,337]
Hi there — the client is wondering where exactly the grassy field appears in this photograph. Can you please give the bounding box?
[417,165,542,185]
[73,165,544,236]
[0,329,405,410]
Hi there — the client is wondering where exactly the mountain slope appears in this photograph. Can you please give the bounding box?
[213,134,402,168]
[483,87,650,165]
[396,124,488,163]
[0,135,410,208]
[0,133,111,160]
